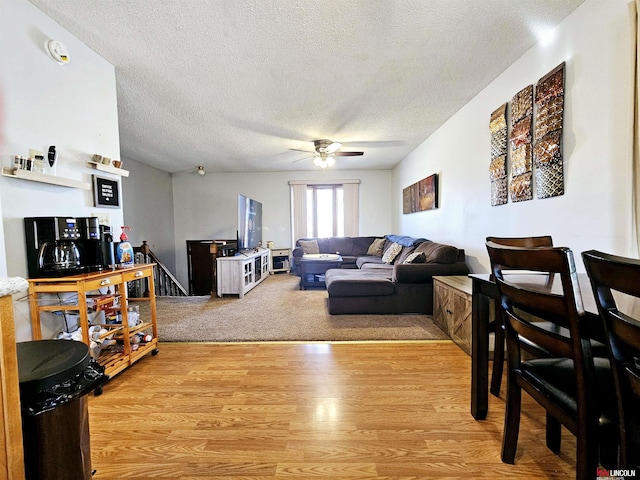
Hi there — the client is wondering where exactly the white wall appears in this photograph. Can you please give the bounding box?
[121,157,176,273]
[0,0,122,339]
[393,0,633,273]
[170,169,392,287]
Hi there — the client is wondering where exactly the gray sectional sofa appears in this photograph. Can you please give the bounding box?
[292,235,468,314]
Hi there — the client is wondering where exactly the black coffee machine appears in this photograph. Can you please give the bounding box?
[24,217,115,278]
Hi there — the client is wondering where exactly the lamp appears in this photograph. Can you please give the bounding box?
[197,166,205,176]
[313,153,335,169]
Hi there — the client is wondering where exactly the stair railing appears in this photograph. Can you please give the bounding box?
[132,241,188,297]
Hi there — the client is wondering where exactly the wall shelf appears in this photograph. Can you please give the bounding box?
[1,167,91,190]
[87,161,130,177]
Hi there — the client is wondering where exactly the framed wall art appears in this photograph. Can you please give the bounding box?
[403,173,438,214]
[92,175,120,208]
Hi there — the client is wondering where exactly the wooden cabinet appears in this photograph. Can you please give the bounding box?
[28,264,159,378]
[270,248,291,274]
[187,240,237,296]
[216,248,270,297]
[433,276,472,355]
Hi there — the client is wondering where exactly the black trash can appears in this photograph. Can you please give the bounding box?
[17,339,108,480]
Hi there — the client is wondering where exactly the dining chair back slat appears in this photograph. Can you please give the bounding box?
[485,236,554,396]
[582,250,640,469]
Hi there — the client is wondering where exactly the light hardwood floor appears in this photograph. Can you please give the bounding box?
[88,341,577,479]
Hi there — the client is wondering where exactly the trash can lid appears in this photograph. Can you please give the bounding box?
[17,340,90,395]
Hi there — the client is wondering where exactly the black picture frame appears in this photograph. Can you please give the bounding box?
[92,175,120,208]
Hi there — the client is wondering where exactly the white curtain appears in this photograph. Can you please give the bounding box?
[290,183,307,245]
[632,0,640,256]
[289,179,360,243]
[342,182,360,236]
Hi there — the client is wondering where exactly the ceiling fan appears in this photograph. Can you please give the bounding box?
[291,139,364,168]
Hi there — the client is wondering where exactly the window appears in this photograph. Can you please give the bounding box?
[306,185,344,237]
[290,180,359,243]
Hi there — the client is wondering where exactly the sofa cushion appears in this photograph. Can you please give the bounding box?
[356,255,384,268]
[382,242,403,264]
[404,252,426,264]
[325,269,395,297]
[330,237,355,255]
[299,239,319,254]
[395,245,417,265]
[351,237,378,255]
[366,238,386,256]
[316,237,333,253]
[361,262,394,272]
[339,256,358,268]
[414,241,460,264]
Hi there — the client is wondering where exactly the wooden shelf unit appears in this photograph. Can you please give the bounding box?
[1,166,90,189]
[216,248,270,298]
[87,160,130,177]
[27,264,159,378]
[269,247,291,274]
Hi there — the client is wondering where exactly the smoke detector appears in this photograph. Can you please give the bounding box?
[46,40,70,65]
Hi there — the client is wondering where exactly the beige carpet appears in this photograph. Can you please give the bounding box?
[144,273,449,342]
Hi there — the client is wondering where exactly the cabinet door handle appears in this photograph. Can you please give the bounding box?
[100,278,111,286]
[134,271,144,278]
[446,309,453,315]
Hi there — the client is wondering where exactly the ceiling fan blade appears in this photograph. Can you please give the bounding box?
[325,142,342,154]
[333,151,364,156]
[289,148,314,153]
[291,158,313,163]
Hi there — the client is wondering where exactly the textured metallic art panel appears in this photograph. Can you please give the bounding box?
[511,85,533,124]
[509,173,533,203]
[533,62,565,199]
[489,103,508,206]
[491,178,508,206]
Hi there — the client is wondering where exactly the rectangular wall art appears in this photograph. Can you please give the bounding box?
[509,84,533,202]
[534,62,565,199]
[488,62,566,206]
[403,173,438,214]
[489,103,508,206]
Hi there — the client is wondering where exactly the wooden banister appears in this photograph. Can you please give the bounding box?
[133,242,188,297]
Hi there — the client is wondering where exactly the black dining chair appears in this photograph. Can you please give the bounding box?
[486,242,617,480]
[486,235,554,396]
[582,250,640,469]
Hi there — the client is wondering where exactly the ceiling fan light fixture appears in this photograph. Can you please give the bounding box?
[313,157,323,167]
[327,156,336,167]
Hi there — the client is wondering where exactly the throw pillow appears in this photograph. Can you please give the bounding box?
[403,252,426,264]
[299,239,319,254]
[366,238,386,256]
[381,242,403,264]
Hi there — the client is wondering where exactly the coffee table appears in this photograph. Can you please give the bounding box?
[299,254,343,290]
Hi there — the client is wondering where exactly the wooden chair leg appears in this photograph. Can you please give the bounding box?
[490,319,504,396]
[545,412,561,454]
[576,422,600,480]
[501,379,521,464]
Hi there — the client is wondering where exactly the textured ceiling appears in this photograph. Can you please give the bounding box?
[28,0,584,173]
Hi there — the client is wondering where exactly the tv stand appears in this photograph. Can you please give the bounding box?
[216,247,270,297]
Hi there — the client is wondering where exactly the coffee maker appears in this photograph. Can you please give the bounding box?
[24,217,115,278]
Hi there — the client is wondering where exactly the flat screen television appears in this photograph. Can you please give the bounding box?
[237,194,262,252]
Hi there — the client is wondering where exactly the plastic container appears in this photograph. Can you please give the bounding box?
[115,226,134,267]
